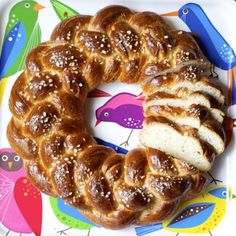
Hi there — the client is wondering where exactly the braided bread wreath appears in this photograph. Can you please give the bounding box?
[7,6,226,228]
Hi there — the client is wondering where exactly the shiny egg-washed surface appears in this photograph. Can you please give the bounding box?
[7,5,225,228]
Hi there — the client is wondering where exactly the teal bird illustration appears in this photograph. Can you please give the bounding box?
[135,184,235,236]
[0,0,44,105]
[50,0,78,21]
[50,197,95,235]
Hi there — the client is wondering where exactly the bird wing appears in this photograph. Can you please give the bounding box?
[50,0,79,21]
[14,22,42,76]
[165,202,215,229]
[14,177,42,236]
[100,93,143,110]
[0,173,14,219]
[49,197,95,229]
[57,198,96,226]
[0,22,42,79]
[0,22,27,78]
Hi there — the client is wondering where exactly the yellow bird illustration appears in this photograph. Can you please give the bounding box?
[135,184,235,236]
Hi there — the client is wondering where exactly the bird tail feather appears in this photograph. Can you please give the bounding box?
[0,77,8,106]
[135,223,163,236]
[233,67,236,87]
[228,67,236,106]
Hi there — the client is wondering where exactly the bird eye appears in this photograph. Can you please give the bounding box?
[1,155,8,162]
[104,112,109,117]
[182,8,189,15]
[25,3,30,8]
[222,191,228,197]
[14,155,20,162]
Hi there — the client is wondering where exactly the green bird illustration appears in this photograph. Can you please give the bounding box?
[50,197,95,235]
[0,0,44,105]
[50,0,79,21]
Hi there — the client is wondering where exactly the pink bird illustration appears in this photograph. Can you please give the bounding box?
[0,148,42,236]
[95,92,144,146]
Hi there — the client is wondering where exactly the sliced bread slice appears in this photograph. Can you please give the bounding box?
[145,105,225,155]
[144,91,224,124]
[142,75,225,105]
[139,116,215,171]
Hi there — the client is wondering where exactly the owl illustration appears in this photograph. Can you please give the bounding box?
[0,148,42,236]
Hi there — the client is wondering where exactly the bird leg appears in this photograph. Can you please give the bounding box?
[5,229,10,236]
[207,172,223,185]
[87,228,91,236]
[120,129,134,147]
[209,231,213,236]
[176,233,180,236]
[57,227,72,235]
[210,64,219,79]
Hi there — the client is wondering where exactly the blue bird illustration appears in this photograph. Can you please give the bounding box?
[50,196,96,235]
[0,0,44,105]
[135,185,235,236]
[162,3,236,106]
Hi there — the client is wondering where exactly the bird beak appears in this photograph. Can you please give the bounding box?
[8,161,13,169]
[135,94,145,101]
[161,11,178,17]
[233,194,236,199]
[95,120,101,126]
[34,3,45,11]
[88,89,112,98]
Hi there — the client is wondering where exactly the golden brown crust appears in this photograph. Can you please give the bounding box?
[7,5,226,229]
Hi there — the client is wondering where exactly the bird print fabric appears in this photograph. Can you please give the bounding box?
[0,148,42,235]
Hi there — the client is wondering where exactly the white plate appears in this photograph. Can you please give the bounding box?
[0,0,236,236]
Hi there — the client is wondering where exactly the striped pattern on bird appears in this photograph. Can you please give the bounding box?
[135,184,235,236]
